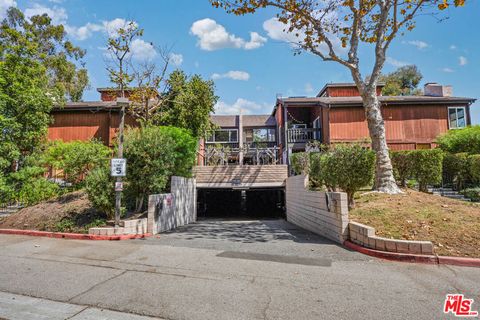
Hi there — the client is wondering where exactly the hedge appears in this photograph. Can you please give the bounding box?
[436,125,480,154]
[390,151,413,187]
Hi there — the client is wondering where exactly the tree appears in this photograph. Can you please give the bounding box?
[0,8,89,102]
[128,50,170,123]
[153,70,218,138]
[211,0,466,194]
[105,20,143,226]
[380,65,423,96]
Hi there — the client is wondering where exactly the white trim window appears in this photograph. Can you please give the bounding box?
[206,129,238,143]
[448,107,467,129]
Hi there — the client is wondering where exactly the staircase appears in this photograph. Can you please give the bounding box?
[193,165,288,188]
[427,187,470,201]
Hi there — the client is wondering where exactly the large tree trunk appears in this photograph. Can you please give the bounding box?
[363,89,402,194]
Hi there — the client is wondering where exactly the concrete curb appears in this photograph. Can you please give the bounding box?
[344,240,480,268]
[0,228,152,241]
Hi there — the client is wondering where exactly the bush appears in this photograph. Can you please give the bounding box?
[461,188,480,202]
[322,144,375,208]
[442,152,472,190]
[391,151,414,187]
[9,166,60,205]
[291,152,310,175]
[437,125,480,154]
[123,126,196,212]
[409,149,444,192]
[469,154,480,185]
[85,165,115,219]
[42,140,111,187]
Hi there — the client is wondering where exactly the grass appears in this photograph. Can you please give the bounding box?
[349,189,480,258]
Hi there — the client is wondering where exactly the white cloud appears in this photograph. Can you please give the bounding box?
[24,3,67,25]
[459,56,468,66]
[211,71,250,81]
[263,17,344,53]
[190,18,266,51]
[450,45,457,50]
[442,67,454,73]
[215,98,269,115]
[102,18,137,37]
[405,40,429,50]
[65,23,103,41]
[386,57,409,68]
[169,53,183,66]
[130,39,156,61]
[0,0,16,19]
[263,17,301,45]
[305,83,314,94]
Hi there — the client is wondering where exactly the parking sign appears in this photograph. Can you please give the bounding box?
[111,158,127,177]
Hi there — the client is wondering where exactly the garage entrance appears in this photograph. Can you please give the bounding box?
[197,188,285,219]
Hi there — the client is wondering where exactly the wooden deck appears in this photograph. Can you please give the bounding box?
[193,165,288,189]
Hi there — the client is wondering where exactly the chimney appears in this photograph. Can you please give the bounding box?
[424,83,453,97]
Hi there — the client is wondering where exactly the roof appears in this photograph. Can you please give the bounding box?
[280,95,476,106]
[52,101,118,111]
[317,82,385,97]
[210,114,276,128]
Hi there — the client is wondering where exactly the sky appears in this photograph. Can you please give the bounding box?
[3,0,480,123]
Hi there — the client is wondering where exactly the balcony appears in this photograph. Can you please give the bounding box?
[287,128,321,143]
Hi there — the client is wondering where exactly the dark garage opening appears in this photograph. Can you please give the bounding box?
[197,188,285,219]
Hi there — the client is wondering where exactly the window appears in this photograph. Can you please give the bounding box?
[448,107,466,129]
[244,128,276,142]
[206,129,238,143]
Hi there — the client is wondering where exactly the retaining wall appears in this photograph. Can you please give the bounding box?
[147,176,196,234]
[285,174,349,244]
[349,221,434,255]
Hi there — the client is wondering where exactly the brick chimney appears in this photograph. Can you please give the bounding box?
[424,83,453,97]
[97,88,134,102]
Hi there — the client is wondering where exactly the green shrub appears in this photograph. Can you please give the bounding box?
[8,166,60,205]
[123,126,196,212]
[0,173,14,205]
[437,125,480,154]
[391,151,414,187]
[85,165,115,219]
[443,152,471,190]
[322,144,375,209]
[461,188,480,202]
[291,152,310,175]
[42,140,111,187]
[409,149,444,192]
[469,154,480,185]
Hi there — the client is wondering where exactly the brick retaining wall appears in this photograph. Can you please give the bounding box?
[349,221,434,255]
[286,175,349,244]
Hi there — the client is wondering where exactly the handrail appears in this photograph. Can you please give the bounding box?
[287,128,321,143]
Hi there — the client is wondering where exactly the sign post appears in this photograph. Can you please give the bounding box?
[113,97,129,228]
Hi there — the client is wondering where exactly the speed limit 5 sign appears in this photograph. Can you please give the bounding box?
[111,158,127,177]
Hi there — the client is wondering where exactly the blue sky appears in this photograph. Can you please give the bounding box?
[4,0,480,122]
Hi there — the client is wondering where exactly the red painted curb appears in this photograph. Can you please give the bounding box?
[0,228,151,241]
[344,240,480,268]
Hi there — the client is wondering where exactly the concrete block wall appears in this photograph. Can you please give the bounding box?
[286,174,349,244]
[147,176,196,234]
[89,218,147,236]
[349,221,434,255]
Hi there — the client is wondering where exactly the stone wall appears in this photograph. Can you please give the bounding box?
[147,176,196,234]
[349,221,434,255]
[285,174,349,244]
[89,218,147,236]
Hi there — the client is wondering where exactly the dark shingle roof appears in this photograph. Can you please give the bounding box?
[210,114,276,128]
[53,101,117,111]
[280,95,476,106]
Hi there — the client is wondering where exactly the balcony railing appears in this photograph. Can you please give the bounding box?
[287,128,321,143]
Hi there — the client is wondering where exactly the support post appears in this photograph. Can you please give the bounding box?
[115,98,129,228]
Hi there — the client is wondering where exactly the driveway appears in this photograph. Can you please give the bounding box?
[0,220,478,320]
[144,219,369,263]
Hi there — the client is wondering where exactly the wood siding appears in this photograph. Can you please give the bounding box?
[327,104,463,149]
[326,86,382,97]
[48,110,138,146]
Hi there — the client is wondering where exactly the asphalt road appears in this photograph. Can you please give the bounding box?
[0,219,479,320]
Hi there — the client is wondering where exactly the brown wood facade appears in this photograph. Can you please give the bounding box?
[48,109,138,146]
